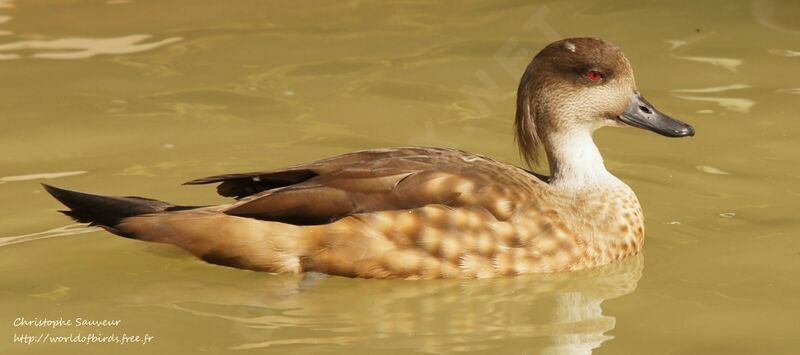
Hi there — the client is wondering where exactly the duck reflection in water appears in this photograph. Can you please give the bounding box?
[120,254,643,354]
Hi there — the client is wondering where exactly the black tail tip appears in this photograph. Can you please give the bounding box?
[42,184,104,224]
[42,184,173,229]
[42,183,75,202]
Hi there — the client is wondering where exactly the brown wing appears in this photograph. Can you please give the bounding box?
[185,147,545,225]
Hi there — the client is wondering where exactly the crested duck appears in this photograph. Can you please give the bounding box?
[44,37,694,279]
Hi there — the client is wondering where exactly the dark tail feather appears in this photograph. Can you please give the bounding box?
[42,184,175,231]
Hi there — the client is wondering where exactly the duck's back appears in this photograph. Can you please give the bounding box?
[187,147,548,226]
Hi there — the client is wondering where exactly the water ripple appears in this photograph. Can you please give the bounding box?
[665,39,743,72]
[0,34,181,60]
[0,224,97,248]
[0,170,86,184]
[674,95,755,113]
[673,84,751,94]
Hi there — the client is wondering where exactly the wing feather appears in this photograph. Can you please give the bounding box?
[185,147,545,225]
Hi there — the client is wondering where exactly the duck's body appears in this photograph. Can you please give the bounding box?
[45,38,693,279]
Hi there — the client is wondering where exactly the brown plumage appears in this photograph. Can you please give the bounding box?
[44,37,694,279]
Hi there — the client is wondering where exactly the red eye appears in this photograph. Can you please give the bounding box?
[586,70,603,82]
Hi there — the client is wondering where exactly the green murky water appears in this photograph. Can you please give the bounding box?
[1,0,798,354]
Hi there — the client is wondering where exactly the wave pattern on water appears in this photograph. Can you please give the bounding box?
[0,34,181,60]
[0,224,97,248]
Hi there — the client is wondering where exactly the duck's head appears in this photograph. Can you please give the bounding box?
[515,37,694,167]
